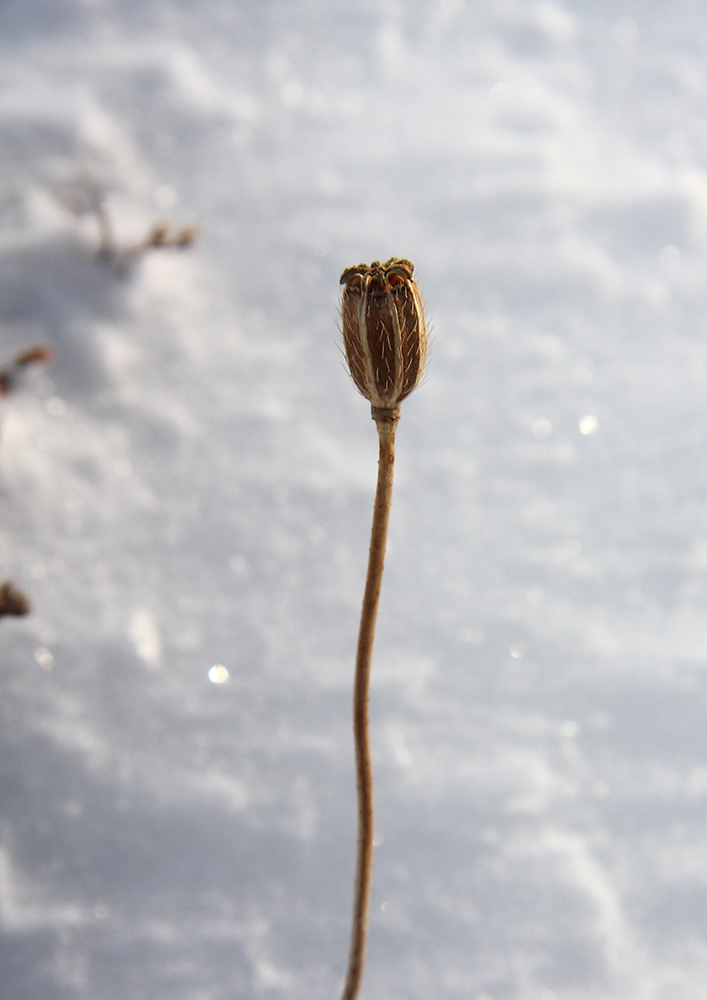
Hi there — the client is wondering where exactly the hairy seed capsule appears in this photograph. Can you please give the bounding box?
[340,258,427,411]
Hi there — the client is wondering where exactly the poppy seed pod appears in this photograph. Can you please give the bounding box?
[340,258,427,412]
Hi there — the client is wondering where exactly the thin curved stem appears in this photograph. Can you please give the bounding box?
[341,410,399,1000]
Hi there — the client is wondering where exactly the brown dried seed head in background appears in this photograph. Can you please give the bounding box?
[142,221,199,251]
[0,581,30,617]
[145,222,170,247]
[175,223,199,247]
[14,346,53,368]
[340,257,427,410]
[0,345,52,396]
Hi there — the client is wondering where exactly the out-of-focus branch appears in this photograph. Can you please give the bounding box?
[0,346,53,397]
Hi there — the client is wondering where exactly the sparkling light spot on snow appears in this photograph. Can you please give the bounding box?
[34,647,54,670]
[208,665,229,684]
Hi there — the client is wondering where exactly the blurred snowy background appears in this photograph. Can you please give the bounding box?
[2,1,707,998]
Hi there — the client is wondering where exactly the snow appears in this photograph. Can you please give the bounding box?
[2,1,707,998]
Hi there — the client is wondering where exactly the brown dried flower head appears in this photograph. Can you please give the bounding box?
[340,257,427,411]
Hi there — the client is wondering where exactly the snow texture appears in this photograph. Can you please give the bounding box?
[2,1,707,998]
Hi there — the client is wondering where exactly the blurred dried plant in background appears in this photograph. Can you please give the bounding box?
[0,345,53,397]
[0,580,30,618]
[0,345,53,619]
[52,174,198,273]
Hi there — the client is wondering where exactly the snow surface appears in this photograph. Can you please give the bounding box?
[3,1,707,998]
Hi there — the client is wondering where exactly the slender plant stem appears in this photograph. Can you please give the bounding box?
[341,409,399,1000]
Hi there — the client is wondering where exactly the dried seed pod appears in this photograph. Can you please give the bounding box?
[340,258,427,411]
